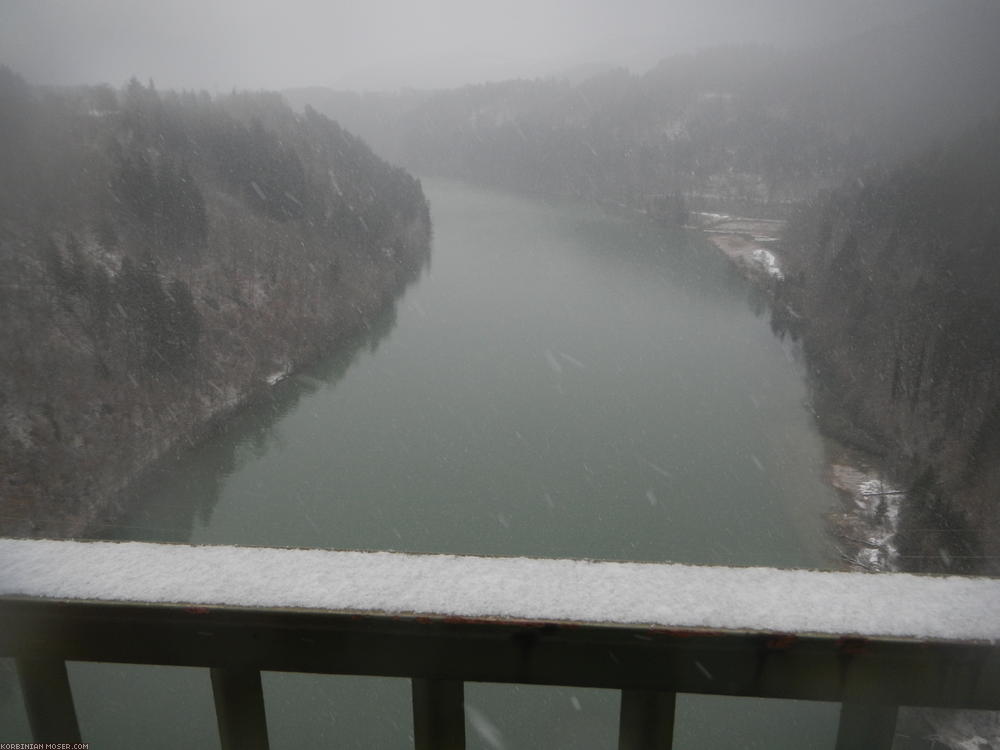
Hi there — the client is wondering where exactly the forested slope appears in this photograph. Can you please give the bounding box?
[0,69,430,536]
[776,116,1000,572]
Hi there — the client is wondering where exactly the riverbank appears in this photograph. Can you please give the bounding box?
[1,216,430,541]
[692,210,919,574]
[824,446,906,572]
[94,247,428,541]
[698,213,1000,750]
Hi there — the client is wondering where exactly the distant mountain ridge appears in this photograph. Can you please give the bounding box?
[286,1,1000,216]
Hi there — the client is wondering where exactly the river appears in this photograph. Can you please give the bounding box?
[2,180,843,748]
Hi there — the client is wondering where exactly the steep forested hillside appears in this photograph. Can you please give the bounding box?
[776,116,1000,572]
[288,1,1000,218]
[0,69,430,536]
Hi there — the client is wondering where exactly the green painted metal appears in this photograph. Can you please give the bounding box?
[211,667,270,750]
[1,597,998,710]
[618,690,676,749]
[835,702,898,750]
[16,657,82,744]
[3,547,999,750]
[412,678,465,750]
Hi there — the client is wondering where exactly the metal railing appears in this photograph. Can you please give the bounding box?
[2,538,999,749]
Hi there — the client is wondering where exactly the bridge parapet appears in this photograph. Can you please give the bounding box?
[2,538,998,748]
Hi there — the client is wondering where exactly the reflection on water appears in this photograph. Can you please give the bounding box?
[88,272,409,544]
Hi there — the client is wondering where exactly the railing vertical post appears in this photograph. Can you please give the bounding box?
[412,678,465,750]
[16,657,82,744]
[618,689,676,750]
[835,702,898,750]
[211,667,270,750]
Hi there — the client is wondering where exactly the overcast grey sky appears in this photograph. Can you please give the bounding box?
[1,0,940,92]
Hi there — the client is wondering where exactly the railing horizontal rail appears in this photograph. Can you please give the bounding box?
[2,538,999,748]
[2,596,998,708]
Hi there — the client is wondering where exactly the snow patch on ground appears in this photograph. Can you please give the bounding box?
[828,464,904,572]
[265,366,290,386]
[751,248,784,279]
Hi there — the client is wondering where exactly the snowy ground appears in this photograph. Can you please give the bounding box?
[826,463,905,572]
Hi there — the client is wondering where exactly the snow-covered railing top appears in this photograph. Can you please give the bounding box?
[4,538,1000,748]
[2,538,999,643]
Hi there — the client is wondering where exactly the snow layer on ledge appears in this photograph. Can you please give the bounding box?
[2,539,999,642]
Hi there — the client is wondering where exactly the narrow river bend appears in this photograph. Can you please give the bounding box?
[4,180,844,748]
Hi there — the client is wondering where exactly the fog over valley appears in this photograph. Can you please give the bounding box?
[2,0,946,90]
[2,1,1000,748]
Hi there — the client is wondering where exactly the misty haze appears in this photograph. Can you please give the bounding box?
[1,1,1000,748]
